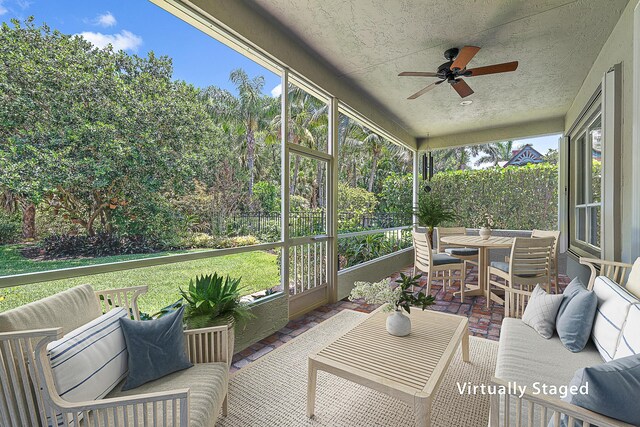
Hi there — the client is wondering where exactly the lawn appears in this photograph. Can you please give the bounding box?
[0,245,280,315]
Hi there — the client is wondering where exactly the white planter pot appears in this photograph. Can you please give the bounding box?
[479,227,492,240]
[386,309,411,336]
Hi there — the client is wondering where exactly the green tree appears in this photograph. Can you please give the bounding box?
[0,18,212,238]
[474,141,515,167]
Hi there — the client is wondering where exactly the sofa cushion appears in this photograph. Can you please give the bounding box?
[614,303,640,359]
[119,306,192,390]
[591,276,638,361]
[522,285,563,339]
[107,363,228,427]
[556,283,597,352]
[0,284,102,335]
[496,318,603,391]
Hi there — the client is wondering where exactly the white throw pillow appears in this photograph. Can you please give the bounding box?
[591,276,637,361]
[47,307,129,423]
[522,285,563,339]
[614,303,640,359]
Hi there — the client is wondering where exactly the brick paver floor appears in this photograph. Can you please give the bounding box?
[230,265,570,373]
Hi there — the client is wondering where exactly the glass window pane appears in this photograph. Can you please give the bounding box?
[589,117,602,204]
[289,155,327,237]
[576,207,586,242]
[589,205,601,248]
[574,134,586,205]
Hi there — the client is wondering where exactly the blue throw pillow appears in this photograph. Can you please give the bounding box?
[550,354,640,426]
[556,278,597,352]
[119,306,192,391]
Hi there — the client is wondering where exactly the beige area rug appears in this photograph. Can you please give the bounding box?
[217,310,498,427]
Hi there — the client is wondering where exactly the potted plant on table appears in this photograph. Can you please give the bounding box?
[413,192,457,246]
[179,273,253,361]
[349,273,435,336]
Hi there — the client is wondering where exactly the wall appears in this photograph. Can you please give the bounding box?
[337,248,414,300]
[234,293,288,352]
[563,0,637,273]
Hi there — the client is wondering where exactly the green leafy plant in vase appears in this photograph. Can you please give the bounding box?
[413,192,457,246]
[179,273,254,361]
[349,273,435,336]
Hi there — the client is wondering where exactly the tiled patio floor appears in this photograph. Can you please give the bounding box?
[230,265,571,373]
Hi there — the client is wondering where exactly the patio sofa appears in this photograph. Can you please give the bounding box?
[490,258,640,426]
[0,284,229,427]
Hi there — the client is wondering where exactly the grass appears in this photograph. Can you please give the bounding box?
[0,245,280,315]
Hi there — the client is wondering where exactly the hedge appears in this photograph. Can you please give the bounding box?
[430,163,558,230]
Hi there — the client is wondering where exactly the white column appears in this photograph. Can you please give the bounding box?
[280,68,290,297]
[327,97,339,303]
[632,1,640,260]
[601,64,622,260]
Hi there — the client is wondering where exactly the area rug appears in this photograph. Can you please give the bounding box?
[217,310,498,427]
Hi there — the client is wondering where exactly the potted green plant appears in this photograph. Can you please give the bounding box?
[179,273,253,360]
[413,192,457,246]
[349,273,435,336]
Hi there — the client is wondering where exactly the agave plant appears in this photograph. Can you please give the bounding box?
[179,273,253,327]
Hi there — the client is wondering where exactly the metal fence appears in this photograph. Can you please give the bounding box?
[211,210,411,237]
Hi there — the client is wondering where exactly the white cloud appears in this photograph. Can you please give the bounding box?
[270,83,282,98]
[0,1,8,15]
[95,12,117,28]
[77,30,143,52]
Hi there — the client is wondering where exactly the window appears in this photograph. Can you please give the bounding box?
[569,96,602,255]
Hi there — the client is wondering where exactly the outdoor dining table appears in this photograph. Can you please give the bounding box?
[439,235,513,301]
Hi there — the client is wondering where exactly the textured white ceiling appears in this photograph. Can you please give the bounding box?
[244,0,629,137]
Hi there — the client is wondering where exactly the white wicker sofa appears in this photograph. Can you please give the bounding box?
[489,258,640,427]
[0,284,229,427]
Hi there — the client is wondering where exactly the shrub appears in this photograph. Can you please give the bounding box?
[378,173,413,215]
[36,233,165,259]
[180,232,218,249]
[252,181,280,212]
[0,213,20,244]
[338,183,378,230]
[217,235,259,248]
[375,164,558,231]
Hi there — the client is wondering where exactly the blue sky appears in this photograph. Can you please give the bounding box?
[0,0,560,155]
[0,0,281,95]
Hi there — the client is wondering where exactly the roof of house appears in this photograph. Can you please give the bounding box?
[503,144,544,167]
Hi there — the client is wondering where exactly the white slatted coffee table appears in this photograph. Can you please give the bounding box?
[307,308,470,427]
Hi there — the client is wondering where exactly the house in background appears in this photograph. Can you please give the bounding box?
[503,144,544,167]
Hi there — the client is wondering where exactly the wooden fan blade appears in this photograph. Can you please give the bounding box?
[398,71,439,77]
[408,82,439,99]
[466,61,519,76]
[450,46,481,71]
[452,79,474,98]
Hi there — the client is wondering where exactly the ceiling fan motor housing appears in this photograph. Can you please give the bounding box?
[443,47,459,61]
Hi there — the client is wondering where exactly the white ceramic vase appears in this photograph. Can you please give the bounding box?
[386,309,411,336]
[479,227,492,240]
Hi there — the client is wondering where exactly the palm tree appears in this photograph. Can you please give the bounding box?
[474,141,515,167]
[228,69,271,196]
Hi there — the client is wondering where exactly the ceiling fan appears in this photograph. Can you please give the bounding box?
[398,46,518,99]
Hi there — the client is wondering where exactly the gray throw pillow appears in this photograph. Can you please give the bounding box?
[556,280,597,352]
[522,285,563,339]
[119,306,192,391]
[549,354,640,426]
[556,277,585,319]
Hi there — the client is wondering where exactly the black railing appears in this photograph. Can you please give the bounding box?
[210,210,411,237]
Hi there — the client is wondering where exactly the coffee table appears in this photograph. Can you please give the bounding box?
[307,308,470,427]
